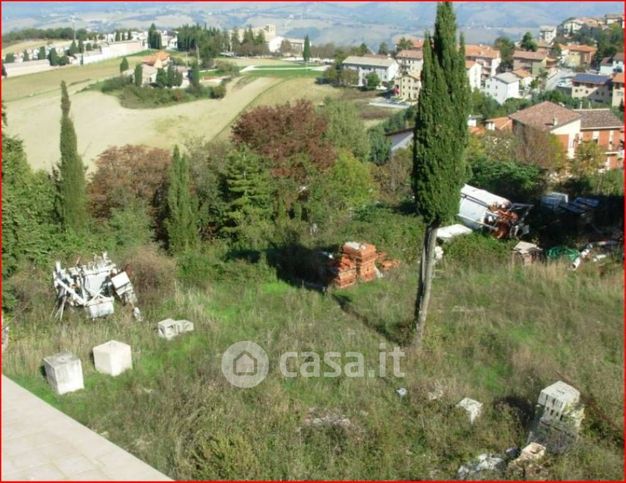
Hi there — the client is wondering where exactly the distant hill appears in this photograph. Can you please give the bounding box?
[2,1,622,46]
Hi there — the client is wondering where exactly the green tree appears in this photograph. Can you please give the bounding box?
[303,35,311,62]
[78,39,84,53]
[368,125,391,165]
[68,40,78,56]
[55,81,88,232]
[165,146,199,253]
[115,30,121,42]
[396,37,414,51]
[190,63,201,89]
[319,97,370,161]
[2,134,57,282]
[365,72,380,90]
[127,29,133,41]
[222,148,272,245]
[378,42,389,55]
[48,48,59,66]
[38,46,46,60]
[520,31,537,52]
[22,50,29,61]
[134,63,143,87]
[309,150,377,225]
[148,23,162,49]
[412,2,470,343]
[571,141,605,177]
[155,68,167,88]
[4,53,15,63]
[494,36,514,71]
[356,42,369,56]
[120,56,129,73]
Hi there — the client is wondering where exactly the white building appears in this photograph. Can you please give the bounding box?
[342,55,399,87]
[485,72,520,104]
[599,52,624,75]
[396,49,423,73]
[466,60,482,91]
[539,26,557,44]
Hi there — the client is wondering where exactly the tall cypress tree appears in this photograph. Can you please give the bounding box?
[120,56,129,73]
[134,64,143,87]
[55,81,88,232]
[412,2,469,343]
[165,146,199,253]
[303,35,311,62]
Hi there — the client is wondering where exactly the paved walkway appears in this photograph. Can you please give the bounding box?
[2,376,172,481]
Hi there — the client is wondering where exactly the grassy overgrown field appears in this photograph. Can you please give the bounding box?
[4,215,623,480]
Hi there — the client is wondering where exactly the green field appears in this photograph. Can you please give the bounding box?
[243,68,323,79]
[1,52,150,102]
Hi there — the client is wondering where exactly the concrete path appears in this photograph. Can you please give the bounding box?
[2,375,172,481]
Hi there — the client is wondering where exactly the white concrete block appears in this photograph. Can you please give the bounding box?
[157,319,194,340]
[92,340,132,376]
[456,397,483,424]
[43,352,84,395]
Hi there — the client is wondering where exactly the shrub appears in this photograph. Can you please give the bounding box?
[119,244,176,306]
[444,233,515,268]
[100,75,133,93]
[211,83,226,99]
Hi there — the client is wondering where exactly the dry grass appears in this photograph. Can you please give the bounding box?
[4,76,281,173]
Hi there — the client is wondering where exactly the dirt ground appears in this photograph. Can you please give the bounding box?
[5,76,281,173]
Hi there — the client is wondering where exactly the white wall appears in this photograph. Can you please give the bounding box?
[485,77,520,104]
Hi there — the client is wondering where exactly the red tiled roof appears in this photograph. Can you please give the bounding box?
[512,68,532,79]
[396,49,423,60]
[613,73,624,84]
[574,109,623,129]
[486,116,513,131]
[566,44,597,53]
[509,101,581,131]
[465,44,500,59]
[143,50,170,66]
[411,39,424,49]
[513,50,548,61]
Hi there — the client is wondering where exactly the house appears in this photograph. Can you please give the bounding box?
[612,73,624,107]
[231,24,277,43]
[466,60,482,91]
[571,73,612,103]
[397,70,421,101]
[509,101,582,158]
[604,13,625,28]
[465,44,501,84]
[143,51,170,69]
[512,50,556,76]
[512,68,533,92]
[485,72,520,104]
[539,26,557,44]
[561,17,601,35]
[485,116,512,132]
[564,44,597,68]
[396,49,423,73]
[599,52,624,75]
[574,108,624,169]
[140,64,159,85]
[342,55,399,87]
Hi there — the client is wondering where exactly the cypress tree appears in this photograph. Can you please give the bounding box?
[120,56,129,73]
[134,64,143,87]
[190,64,201,89]
[23,50,29,61]
[165,146,199,253]
[412,2,470,343]
[38,46,46,60]
[78,39,84,53]
[55,81,88,232]
[48,48,59,66]
[303,35,311,62]
[68,40,78,56]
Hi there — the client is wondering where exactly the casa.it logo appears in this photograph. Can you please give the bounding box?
[221,341,269,388]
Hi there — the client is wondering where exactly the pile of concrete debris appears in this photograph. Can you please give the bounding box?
[456,380,585,480]
[329,242,400,289]
[52,252,140,320]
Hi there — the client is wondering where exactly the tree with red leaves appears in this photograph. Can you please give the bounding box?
[231,99,336,183]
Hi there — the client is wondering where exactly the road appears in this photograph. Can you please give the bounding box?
[545,67,574,91]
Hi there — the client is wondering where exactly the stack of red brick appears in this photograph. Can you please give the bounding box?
[331,242,402,289]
